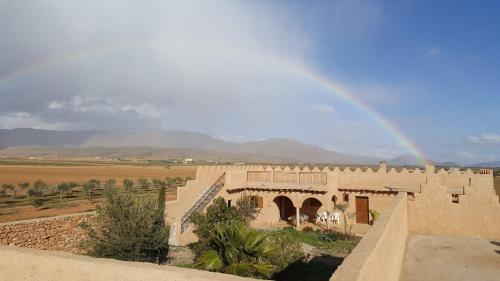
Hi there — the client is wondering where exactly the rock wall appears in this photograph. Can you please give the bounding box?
[0,213,94,254]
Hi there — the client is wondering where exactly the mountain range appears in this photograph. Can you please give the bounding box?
[0,128,463,166]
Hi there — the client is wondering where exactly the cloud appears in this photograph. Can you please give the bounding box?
[465,133,500,144]
[47,96,168,120]
[308,104,335,115]
[426,47,441,56]
[0,112,66,130]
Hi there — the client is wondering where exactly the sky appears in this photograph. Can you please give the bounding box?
[0,0,499,165]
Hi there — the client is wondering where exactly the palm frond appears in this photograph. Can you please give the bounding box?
[195,250,224,272]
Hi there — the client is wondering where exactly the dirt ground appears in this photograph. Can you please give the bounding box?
[400,234,500,281]
[0,164,197,185]
[0,164,193,222]
[0,192,178,223]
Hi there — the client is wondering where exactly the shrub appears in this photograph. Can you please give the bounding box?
[104,178,116,189]
[32,198,44,208]
[137,177,150,190]
[195,223,277,278]
[81,188,170,263]
[123,179,134,193]
[302,226,314,232]
[190,197,242,255]
[1,183,15,197]
[266,229,304,274]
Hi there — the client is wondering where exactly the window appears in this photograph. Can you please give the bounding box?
[227,200,232,208]
[248,196,263,208]
[343,193,349,202]
[452,194,459,204]
[468,178,471,186]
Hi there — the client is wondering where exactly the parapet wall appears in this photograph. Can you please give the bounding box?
[330,193,408,281]
[408,176,500,240]
[0,213,93,254]
[196,164,494,189]
[0,245,258,281]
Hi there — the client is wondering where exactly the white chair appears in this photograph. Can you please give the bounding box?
[315,213,322,223]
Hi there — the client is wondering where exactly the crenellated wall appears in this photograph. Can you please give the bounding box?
[167,164,499,245]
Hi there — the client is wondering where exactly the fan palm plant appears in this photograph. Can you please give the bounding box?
[195,223,277,278]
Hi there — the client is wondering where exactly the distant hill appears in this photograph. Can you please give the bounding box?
[470,161,500,168]
[0,128,100,148]
[388,154,436,166]
[0,128,434,166]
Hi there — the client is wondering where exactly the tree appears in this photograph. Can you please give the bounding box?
[56,182,70,201]
[137,177,151,190]
[334,203,354,237]
[195,223,277,278]
[104,178,116,190]
[68,182,78,193]
[81,188,170,263]
[165,177,174,187]
[123,179,134,193]
[190,196,261,255]
[190,197,243,254]
[27,183,44,207]
[156,181,168,264]
[1,183,15,197]
[152,178,164,190]
[18,182,30,195]
[235,196,261,224]
[33,180,48,197]
[83,179,100,201]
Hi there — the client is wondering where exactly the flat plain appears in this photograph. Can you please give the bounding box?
[0,162,197,222]
[0,164,197,185]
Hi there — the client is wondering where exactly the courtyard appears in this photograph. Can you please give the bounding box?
[400,234,500,281]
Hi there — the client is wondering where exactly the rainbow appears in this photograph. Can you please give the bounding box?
[0,42,429,165]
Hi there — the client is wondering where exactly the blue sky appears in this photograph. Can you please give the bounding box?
[0,0,499,164]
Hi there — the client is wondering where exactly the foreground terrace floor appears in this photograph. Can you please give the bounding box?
[400,234,500,281]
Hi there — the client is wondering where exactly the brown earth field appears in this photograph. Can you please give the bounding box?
[0,164,197,185]
[0,164,196,222]
[0,192,178,223]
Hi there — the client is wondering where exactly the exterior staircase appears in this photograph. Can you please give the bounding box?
[180,173,225,233]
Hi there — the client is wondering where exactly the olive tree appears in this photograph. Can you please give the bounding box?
[123,179,134,193]
[81,188,170,263]
[83,179,100,201]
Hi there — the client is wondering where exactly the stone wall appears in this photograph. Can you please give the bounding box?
[0,245,258,281]
[0,213,94,254]
[330,193,408,281]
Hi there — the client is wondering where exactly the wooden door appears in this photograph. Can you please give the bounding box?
[355,196,369,224]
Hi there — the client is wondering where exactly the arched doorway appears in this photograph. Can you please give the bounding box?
[273,196,295,221]
[300,198,323,221]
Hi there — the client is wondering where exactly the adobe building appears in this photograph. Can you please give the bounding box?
[166,162,500,246]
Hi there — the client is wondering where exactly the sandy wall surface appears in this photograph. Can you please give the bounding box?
[0,245,258,281]
[330,193,408,281]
